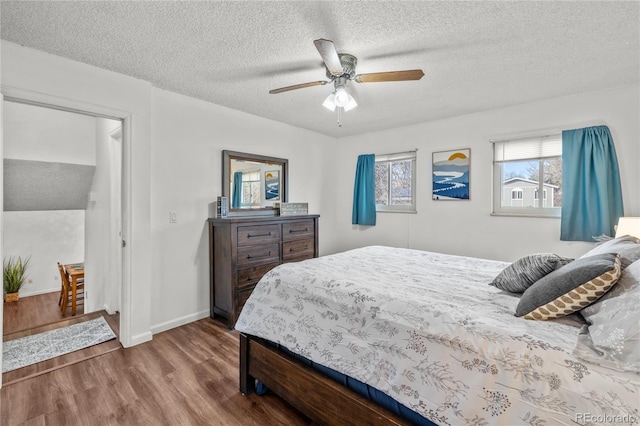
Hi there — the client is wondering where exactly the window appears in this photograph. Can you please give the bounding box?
[492,134,562,217]
[534,189,547,200]
[511,188,523,200]
[375,151,416,213]
[240,170,261,207]
[533,188,549,208]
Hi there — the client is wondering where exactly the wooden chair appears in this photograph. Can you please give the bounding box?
[57,262,84,316]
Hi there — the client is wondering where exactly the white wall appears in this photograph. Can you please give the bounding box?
[2,101,95,294]
[2,101,96,164]
[328,85,640,261]
[2,40,154,347]
[85,118,121,312]
[148,88,333,333]
[3,210,84,296]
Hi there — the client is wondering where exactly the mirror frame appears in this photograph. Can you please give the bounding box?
[222,150,289,216]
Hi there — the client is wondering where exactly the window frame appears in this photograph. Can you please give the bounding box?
[375,151,417,213]
[492,134,562,218]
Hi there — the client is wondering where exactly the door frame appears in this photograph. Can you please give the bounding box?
[0,86,133,349]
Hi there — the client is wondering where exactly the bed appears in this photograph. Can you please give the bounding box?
[235,245,640,425]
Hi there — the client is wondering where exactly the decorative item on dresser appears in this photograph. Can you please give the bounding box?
[208,214,319,328]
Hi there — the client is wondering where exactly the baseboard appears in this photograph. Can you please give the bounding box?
[19,288,59,298]
[128,331,153,347]
[103,303,117,315]
[150,309,210,336]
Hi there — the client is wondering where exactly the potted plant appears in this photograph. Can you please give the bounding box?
[3,256,31,302]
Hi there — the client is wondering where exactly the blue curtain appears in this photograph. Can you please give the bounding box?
[352,154,376,226]
[561,125,624,241]
[232,171,243,208]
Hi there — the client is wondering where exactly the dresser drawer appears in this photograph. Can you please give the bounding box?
[282,220,315,241]
[237,285,256,312]
[237,262,279,290]
[237,224,281,246]
[283,238,315,262]
[237,243,280,267]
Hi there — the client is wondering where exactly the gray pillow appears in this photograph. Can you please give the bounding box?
[581,235,640,269]
[617,245,640,269]
[574,259,640,372]
[516,253,621,320]
[489,253,573,293]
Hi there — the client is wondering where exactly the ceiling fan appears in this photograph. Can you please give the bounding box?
[269,39,425,126]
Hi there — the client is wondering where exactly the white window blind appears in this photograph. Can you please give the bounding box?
[375,151,416,162]
[493,135,562,162]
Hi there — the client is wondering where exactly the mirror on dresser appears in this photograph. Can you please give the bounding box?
[222,150,288,216]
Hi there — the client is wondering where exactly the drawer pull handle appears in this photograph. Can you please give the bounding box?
[247,251,272,260]
[247,232,272,238]
[289,246,309,252]
[289,228,309,233]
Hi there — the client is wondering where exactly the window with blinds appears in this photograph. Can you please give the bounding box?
[492,134,562,217]
[375,151,417,213]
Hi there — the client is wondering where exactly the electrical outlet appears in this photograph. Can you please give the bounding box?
[169,211,178,223]
[54,275,59,281]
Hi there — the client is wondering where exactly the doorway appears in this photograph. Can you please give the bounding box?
[2,99,125,368]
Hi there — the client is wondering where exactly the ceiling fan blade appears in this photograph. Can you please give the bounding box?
[355,69,425,83]
[313,38,344,76]
[269,81,328,94]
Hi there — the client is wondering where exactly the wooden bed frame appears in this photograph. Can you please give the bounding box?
[239,333,413,426]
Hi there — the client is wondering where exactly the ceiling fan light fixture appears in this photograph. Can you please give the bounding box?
[322,93,337,111]
[322,89,357,113]
[269,39,424,127]
[334,87,350,107]
[343,95,358,112]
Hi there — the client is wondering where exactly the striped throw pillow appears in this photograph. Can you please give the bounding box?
[490,253,573,293]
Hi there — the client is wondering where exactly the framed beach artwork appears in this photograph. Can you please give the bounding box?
[432,149,470,200]
[265,170,280,200]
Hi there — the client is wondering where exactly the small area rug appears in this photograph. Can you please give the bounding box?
[2,316,116,373]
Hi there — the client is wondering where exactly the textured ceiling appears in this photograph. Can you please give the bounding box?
[1,1,638,138]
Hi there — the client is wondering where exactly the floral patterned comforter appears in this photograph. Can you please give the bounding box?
[235,246,639,425]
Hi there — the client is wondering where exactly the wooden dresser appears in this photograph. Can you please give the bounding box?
[208,214,319,328]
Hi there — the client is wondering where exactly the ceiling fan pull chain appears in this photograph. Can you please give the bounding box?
[337,106,342,127]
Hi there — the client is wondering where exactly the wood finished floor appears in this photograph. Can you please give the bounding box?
[3,294,308,424]
[1,317,311,426]
[3,292,120,386]
[3,291,85,336]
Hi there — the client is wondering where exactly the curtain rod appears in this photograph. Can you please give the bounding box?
[375,149,418,156]
[489,121,608,144]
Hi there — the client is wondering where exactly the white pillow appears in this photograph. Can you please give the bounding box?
[574,259,640,372]
[581,235,640,269]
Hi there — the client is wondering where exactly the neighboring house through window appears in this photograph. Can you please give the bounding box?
[375,151,417,213]
[492,134,562,217]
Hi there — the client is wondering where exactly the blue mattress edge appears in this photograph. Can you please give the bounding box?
[256,342,437,426]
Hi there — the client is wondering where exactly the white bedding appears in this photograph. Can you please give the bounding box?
[235,246,639,425]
